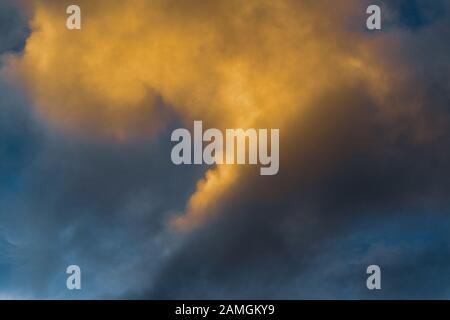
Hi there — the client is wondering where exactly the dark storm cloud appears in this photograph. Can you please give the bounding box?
[384,0,447,30]
[2,0,450,299]
[299,215,450,299]
[0,1,33,192]
[0,1,29,55]
[133,0,450,299]
[0,117,206,297]
[142,78,450,298]
[0,72,205,297]
[0,74,42,298]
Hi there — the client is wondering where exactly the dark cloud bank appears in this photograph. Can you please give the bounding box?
[1,0,450,299]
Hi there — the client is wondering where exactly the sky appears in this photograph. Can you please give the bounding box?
[0,0,450,299]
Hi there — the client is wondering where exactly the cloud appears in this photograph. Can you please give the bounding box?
[10,0,392,228]
[0,110,207,297]
[1,0,450,299]
[0,1,29,56]
[1,54,203,298]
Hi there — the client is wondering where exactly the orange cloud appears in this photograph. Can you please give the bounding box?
[7,0,393,229]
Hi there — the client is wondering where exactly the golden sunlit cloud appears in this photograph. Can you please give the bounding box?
[7,0,393,229]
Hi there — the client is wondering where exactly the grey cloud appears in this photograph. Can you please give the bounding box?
[133,1,450,298]
[2,0,450,299]
[0,1,29,55]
